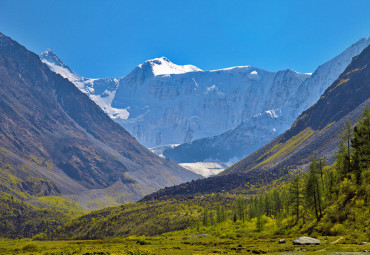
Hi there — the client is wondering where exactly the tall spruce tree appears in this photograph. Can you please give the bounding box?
[289,170,302,224]
[352,108,370,183]
[337,120,353,177]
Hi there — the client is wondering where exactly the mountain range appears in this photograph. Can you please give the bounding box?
[40,38,370,167]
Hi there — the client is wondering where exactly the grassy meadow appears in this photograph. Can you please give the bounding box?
[0,234,369,255]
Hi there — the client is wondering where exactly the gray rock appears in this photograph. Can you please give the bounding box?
[279,239,286,244]
[293,237,321,245]
[359,242,370,245]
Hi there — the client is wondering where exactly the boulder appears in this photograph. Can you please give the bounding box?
[359,242,370,245]
[279,239,286,244]
[293,237,321,245]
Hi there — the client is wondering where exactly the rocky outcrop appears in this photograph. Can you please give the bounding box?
[293,237,321,245]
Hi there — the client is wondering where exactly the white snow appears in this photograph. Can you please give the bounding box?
[90,90,129,120]
[140,57,202,76]
[179,162,227,177]
[149,144,180,158]
[265,109,280,118]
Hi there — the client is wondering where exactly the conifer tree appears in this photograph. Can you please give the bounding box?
[337,120,353,177]
[289,170,302,224]
[352,108,370,183]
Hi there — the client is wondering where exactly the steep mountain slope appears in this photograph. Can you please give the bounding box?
[142,43,370,200]
[0,32,200,209]
[41,52,310,148]
[162,38,370,163]
[40,49,128,120]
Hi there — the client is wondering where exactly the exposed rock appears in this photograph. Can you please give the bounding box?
[293,237,321,245]
[279,239,286,244]
[359,242,370,245]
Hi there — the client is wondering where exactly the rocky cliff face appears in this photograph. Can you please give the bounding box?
[0,32,200,209]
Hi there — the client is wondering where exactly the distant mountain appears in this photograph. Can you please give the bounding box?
[162,38,370,163]
[0,32,200,209]
[142,43,370,200]
[41,52,309,148]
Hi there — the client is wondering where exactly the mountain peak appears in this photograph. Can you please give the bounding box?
[40,48,67,68]
[138,56,202,76]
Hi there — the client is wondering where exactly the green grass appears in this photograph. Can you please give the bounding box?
[0,234,368,254]
[254,127,315,169]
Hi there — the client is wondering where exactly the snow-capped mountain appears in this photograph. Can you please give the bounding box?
[40,52,310,147]
[162,37,370,163]
[112,65,309,147]
[40,37,370,161]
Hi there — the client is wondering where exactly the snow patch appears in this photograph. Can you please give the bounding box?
[143,57,202,76]
[179,162,227,177]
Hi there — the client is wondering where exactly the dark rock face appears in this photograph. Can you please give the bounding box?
[0,32,200,206]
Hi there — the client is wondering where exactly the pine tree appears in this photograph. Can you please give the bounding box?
[289,170,302,224]
[352,108,370,183]
[337,120,353,177]
[203,209,209,227]
[305,157,323,221]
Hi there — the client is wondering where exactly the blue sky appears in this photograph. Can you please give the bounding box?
[1,0,369,78]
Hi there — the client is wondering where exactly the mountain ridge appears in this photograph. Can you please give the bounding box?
[0,32,201,209]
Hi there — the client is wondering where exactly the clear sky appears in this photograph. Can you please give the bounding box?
[0,0,369,78]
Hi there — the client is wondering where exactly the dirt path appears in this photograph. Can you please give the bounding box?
[331,236,344,244]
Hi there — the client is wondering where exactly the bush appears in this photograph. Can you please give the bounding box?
[330,223,346,235]
[22,243,39,252]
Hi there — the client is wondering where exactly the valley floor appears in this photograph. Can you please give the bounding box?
[1,235,369,255]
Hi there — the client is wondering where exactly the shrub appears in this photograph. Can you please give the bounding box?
[22,243,39,252]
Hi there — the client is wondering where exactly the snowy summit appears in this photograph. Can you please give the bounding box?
[139,57,202,76]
